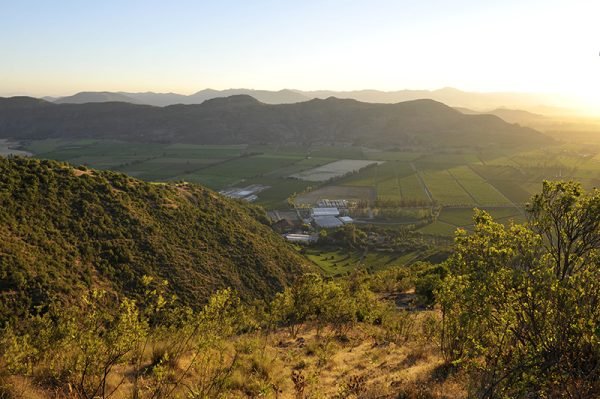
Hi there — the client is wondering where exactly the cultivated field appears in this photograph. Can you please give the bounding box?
[17,139,600,234]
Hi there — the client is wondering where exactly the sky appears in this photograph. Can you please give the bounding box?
[1,0,599,113]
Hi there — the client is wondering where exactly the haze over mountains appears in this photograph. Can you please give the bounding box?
[455,107,549,126]
[47,87,569,116]
[51,89,308,107]
[0,95,549,148]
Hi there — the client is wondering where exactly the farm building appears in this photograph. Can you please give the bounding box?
[313,216,344,228]
[311,207,340,217]
[339,216,354,224]
[284,233,317,244]
[317,199,348,209]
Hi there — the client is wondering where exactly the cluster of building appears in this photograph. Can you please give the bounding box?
[310,206,353,228]
[268,198,355,244]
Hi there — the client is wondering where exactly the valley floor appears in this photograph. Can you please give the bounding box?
[16,139,600,236]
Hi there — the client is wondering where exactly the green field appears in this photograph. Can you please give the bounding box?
[420,170,474,205]
[437,207,522,226]
[447,166,512,206]
[398,174,431,202]
[187,154,303,182]
[363,150,422,161]
[417,220,459,236]
[339,161,430,203]
[418,206,525,237]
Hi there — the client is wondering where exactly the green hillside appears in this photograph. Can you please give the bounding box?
[0,157,308,322]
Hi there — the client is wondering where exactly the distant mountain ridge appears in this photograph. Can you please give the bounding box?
[54,91,142,104]
[49,87,568,115]
[455,107,548,126]
[56,89,310,106]
[0,95,550,148]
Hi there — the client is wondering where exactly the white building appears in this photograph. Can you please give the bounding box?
[339,216,354,224]
[284,233,317,244]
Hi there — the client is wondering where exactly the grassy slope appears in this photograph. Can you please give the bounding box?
[0,157,309,321]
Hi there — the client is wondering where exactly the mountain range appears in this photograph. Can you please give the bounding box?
[0,95,549,148]
[46,87,568,115]
[52,89,308,107]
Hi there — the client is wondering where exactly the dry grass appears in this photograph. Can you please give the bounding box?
[222,315,467,399]
[1,315,466,399]
[71,168,93,177]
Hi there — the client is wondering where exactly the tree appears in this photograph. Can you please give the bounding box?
[438,182,600,398]
[270,274,363,337]
[527,181,600,280]
[270,274,324,337]
[72,292,147,399]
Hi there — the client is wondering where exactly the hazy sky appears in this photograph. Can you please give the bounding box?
[1,0,598,111]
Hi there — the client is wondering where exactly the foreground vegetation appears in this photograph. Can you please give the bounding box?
[1,181,598,398]
[1,270,457,399]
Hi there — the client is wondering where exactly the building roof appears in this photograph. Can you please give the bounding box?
[284,233,316,243]
[311,207,340,217]
[313,216,344,228]
[339,216,353,223]
[317,199,348,208]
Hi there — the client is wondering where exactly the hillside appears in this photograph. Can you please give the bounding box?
[0,157,308,322]
[0,96,550,148]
